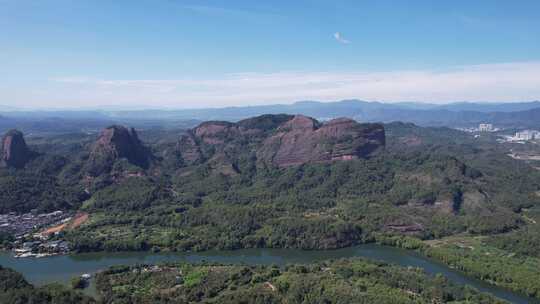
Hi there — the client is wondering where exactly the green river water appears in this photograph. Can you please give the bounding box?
[0,244,538,304]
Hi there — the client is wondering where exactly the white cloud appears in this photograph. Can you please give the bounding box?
[11,61,540,108]
[333,32,351,44]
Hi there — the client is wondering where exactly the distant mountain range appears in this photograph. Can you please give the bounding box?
[1,100,540,133]
[100,100,540,123]
[390,101,540,112]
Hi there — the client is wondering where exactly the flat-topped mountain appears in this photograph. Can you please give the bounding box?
[177,114,385,168]
[258,115,385,167]
[2,113,540,299]
[1,129,32,168]
[86,125,151,176]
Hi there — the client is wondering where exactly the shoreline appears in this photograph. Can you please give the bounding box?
[1,243,539,304]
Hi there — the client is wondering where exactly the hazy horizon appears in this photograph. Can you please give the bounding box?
[3,98,540,112]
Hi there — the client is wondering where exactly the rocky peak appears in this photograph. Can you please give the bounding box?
[193,121,238,145]
[87,125,150,175]
[258,116,385,167]
[1,129,32,168]
[176,114,385,169]
[236,114,294,131]
[175,115,295,166]
[176,131,203,164]
[95,125,142,157]
[278,115,319,131]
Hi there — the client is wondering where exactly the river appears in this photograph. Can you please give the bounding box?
[0,244,537,304]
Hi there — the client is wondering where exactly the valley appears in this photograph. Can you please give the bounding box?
[1,113,540,303]
[4,1,540,302]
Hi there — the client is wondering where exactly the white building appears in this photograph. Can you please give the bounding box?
[514,130,540,141]
[478,123,493,132]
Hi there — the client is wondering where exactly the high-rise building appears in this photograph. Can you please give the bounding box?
[479,123,493,132]
[515,130,540,141]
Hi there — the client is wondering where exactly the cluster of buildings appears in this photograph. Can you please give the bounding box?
[0,210,73,258]
[513,130,540,141]
[500,130,540,143]
[457,123,500,133]
[13,239,70,258]
[455,123,539,144]
[478,123,494,132]
[0,210,71,237]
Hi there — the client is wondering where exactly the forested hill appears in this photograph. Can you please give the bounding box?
[0,114,386,213]
[2,114,540,298]
[0,114,538,254]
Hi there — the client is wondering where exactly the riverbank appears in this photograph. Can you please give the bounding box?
[5,230,540,303]
[424,236,540,299]
[1,244,538,304]
[93,258,504,303]
[375,234,540,301]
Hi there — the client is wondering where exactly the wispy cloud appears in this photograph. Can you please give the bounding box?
[29,61,540,108]
[333,32,351,44]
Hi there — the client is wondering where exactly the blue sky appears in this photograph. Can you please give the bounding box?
[1,0,540,108]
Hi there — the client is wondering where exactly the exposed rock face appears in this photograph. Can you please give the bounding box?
[176,114,385,168]
[258,116,385,167]
[176,132,203,164]
[175,114,296,166]
[87,125,151,176]
[1,129,32,168]
[193,121,239,145]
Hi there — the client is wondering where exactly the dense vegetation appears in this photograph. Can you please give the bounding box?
[62,123,539,252]
[0,257,510,304]
[486,206,540,258]
[1,117,540,301]
[94,259,504,304]
[420,209,540,299]
[421,236,540,299]
[0,166,87,213]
